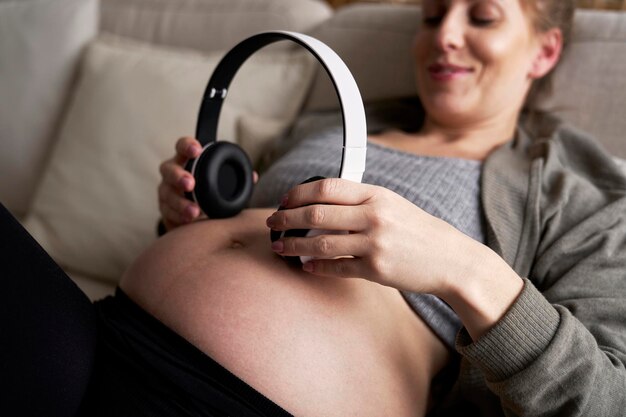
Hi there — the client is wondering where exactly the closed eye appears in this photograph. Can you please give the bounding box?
[471,17,496,27]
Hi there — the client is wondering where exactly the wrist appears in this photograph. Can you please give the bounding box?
[438,243,524,341]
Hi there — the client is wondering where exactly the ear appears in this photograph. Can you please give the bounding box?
[529,28,563,79]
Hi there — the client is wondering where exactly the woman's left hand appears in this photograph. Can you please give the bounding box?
[266,178,483,296]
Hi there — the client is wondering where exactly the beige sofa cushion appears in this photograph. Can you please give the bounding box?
[535,10,626,158]
[306,4,420,111]
[23,34,316,290]
[100,0,332,53]
[0,0,98,218]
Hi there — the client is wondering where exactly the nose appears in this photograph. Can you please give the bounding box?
[435,13,465,52]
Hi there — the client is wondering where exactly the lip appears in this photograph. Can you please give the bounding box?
[427,62,473,81]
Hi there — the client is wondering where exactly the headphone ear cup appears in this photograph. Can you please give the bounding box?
[192,142,253,218]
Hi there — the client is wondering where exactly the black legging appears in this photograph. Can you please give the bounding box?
[0,203,96,417]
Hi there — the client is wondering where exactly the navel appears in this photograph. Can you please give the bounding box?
[229,240,245,249]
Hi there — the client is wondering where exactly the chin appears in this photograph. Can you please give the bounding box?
[423,100,475,125]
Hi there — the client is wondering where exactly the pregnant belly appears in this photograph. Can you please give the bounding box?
[120,208,448,417]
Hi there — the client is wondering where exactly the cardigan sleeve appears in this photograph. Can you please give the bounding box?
[461,127,626,416]
[456,277,626,416]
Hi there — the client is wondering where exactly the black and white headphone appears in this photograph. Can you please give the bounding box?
[186,31,367,262]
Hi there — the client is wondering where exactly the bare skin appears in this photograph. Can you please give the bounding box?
[120,208,451,417]
[148,1,567,414]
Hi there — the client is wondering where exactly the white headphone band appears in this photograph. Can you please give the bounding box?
[196,31,367,183]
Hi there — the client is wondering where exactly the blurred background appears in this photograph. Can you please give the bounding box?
[324,0,626,10]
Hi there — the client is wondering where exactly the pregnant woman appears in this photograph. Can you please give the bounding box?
[141,0,626,415]
[3,1,624,416]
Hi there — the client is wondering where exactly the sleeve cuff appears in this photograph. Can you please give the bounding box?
[455,278,561,382]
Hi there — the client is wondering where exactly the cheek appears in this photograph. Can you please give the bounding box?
[473,32,534,80]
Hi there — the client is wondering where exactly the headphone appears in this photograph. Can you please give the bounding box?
[186,31,367,262]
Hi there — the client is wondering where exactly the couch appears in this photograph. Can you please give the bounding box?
[1,0,625,301]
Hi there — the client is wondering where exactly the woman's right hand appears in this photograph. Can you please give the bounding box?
[158,136,203,232]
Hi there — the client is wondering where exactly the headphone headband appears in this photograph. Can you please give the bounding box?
[196,31,367,183]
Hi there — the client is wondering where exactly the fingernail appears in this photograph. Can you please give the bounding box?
[188,144,202,157]
[184,205,199,219]
[271,241,284,253]
[280,194,288,207]
[303,262,314,272]
[266,215,275,228]
[180,177,193,190]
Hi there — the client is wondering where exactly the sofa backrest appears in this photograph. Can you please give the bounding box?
[100,0,333,52]
[306,4,419,111]
[305,4,626,157]
[538,10,626,157]
[99,0,626,156]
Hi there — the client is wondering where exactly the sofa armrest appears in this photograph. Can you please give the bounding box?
[0,0,98,219]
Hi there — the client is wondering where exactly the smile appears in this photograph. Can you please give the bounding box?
[427,63,473,81]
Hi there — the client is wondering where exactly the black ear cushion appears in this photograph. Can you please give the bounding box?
[270,176,326,264]
[193,142,253,218]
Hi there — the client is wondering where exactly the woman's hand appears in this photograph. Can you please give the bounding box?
[158,136,259,232]
[158,137,204,232]
[266,178,524,340]
[266,178,477,294]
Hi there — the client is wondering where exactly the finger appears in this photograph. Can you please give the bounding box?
[253,171,259,184]
[302,257,365,279]
[160,159,196,191]
[159,201,187,227]
[274,233,369,259]
[161,199,201,225]
[159,183,201,221]
[266,204,369,232]
[174,136,203,165]
[283,178,375,209]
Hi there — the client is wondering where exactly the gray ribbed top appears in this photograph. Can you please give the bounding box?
[251,119,485,348]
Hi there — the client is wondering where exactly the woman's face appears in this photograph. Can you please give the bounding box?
[414,0,543,126]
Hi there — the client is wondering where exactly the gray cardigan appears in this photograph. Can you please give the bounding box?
[440,115,626,416]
